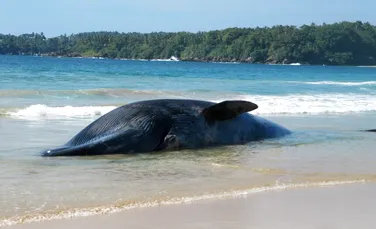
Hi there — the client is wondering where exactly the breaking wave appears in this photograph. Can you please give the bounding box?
[3,93,376,119]
[6,104,117,119]
[299,81,376,86]
[237,94,376,115]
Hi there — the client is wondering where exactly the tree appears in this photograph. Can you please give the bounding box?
[1,21,376,65]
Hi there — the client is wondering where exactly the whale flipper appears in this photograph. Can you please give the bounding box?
[202,100,258,122]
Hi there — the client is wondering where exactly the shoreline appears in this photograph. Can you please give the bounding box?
[3,54,376,67]
[1,179,370,228]
[6,182,376,229]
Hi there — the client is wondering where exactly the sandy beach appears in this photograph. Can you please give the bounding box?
[7,183,376,229]
[2,56,376,229]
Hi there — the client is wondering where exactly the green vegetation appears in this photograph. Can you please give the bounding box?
[1,21,376,65]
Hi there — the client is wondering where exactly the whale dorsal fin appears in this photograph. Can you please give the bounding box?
[202,100,258,122]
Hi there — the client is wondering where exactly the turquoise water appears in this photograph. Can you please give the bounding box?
[1,55,376,112]
[1,55,376,226]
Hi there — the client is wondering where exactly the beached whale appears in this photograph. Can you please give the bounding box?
[41,99,292,157]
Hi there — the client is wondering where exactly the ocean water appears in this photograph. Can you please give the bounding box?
[1,55,376,226]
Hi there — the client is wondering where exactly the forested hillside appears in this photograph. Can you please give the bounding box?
[1,21,376,65]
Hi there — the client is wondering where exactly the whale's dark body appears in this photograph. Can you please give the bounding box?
[41,99,291,157]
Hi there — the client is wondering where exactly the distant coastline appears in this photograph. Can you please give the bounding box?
[1,21,376,66]
[10,54,303,65]
[8,53,376,67]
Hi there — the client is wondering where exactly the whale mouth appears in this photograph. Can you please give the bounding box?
[40,145,90,157]
[40,147,67,157]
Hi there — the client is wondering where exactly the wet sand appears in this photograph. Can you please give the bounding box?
[8,183,376,229]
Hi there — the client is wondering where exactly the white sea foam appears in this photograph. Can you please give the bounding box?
[5,93,376,119]
[7,104,117,119]
[300,81,376,86]
[214,94,376,115]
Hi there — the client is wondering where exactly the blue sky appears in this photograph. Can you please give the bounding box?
[1,0,375,37]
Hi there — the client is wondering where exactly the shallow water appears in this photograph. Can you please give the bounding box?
[1,55,376,226]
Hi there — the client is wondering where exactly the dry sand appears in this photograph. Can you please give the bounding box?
[8,183,376,229]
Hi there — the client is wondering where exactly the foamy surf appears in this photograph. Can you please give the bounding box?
[4,93,376,119]
[7,104,117,119]
[298,81,376,86]
[0,179,368,227]
[213,94,376,115]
